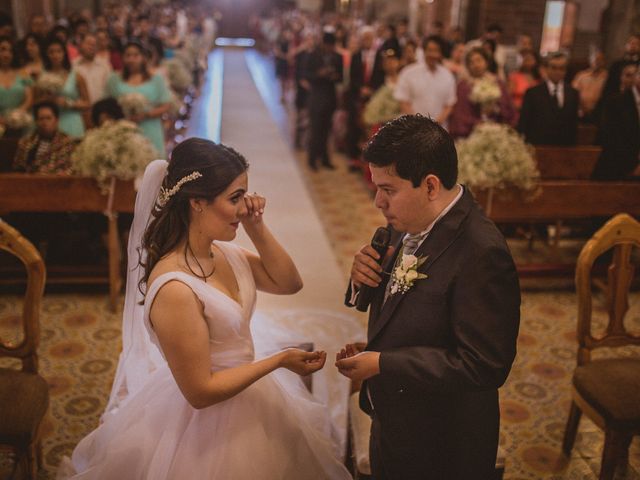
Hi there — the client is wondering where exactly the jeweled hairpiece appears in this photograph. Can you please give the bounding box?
[156,171,202,208]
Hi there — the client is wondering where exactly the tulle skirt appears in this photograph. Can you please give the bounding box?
[57,363,352,480]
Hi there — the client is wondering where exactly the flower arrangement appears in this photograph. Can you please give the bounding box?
[456,122,539,192]
[35,72,65,96]
[389,253,428,295]
[164,58,192,93]
[71,120,158,191]
[118,92,150,119]
[363,84,402,126]
[469,76,501,106]
[5,109,34,130]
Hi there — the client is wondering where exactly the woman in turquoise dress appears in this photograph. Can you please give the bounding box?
[0,36,33,126]
[39,38,90,138]
[106,42,172,157]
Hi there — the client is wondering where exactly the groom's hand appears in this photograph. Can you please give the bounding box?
[351,245,394,289]
[335,351,380,381]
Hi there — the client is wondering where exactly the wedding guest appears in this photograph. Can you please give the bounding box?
[363,48,402,129]
[401,39,417,69]
[572,50,607,122]
[91,97,124,127]
[96,29,122,71]
[592,67,640,180]
[133,15,164,63]
[106,42,172,157]
[26,14,48,43]
[481,38,499,75]
[444,41,466,79]
[449,47,515,138]
[0,36,33,123]
[370,24,401,90]
[292,32,313,150]
[466,24,507,78]
[600,34,639,100]
[13,100,75,174]
[619,61,639,92]
[19,33,45,80]
[50,25,79,63]
[517,52,579,145]
[73,33,112,106]
[0,14,13,39]
[41,38,90,138]
[394,35,456,128]
[274,27,293,103]
[508,49,541,111]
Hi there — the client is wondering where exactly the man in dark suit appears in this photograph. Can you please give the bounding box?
[518,52,579,145]
[303,31,343,171]
[592,68,640,180]
[337,115,520,479]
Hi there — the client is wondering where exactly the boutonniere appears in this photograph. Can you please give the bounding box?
[389,253,429,295]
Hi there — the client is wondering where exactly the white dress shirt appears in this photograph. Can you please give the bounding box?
[546,80,565,108]
[73,56,112,105]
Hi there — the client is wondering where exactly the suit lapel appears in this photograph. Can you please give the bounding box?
[367,188,474,343]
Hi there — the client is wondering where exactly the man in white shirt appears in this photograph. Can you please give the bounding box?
[73,33,111,108]
[394,35,456,128]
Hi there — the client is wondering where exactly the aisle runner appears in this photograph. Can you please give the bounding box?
[219,48,364,458]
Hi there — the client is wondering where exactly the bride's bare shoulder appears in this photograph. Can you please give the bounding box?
[147,251,183,289]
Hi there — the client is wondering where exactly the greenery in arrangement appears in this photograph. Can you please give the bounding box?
[71,120,158,190]
[363,84,402,126]
[456,121,539,192]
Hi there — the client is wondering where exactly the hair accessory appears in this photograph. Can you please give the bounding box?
[157,171,202,208]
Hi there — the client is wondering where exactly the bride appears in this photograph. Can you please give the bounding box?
[58,138,352,479]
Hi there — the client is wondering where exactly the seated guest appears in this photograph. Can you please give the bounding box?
[13,100,75,174]
[572,50,607,122]
[449,47,515,138]
[508,49,541,111]
[592,67,640,180]
[91,97,124,127]
[517,52,579,145]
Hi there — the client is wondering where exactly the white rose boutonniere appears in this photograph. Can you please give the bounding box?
[389,254,429,295]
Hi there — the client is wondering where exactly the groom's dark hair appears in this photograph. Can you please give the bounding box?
[363,114,458,189]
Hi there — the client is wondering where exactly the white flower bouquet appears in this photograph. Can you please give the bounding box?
[389,254,428,295]
[5,109,34,130]
[118,92,150,119]
[456,122,539,192]
[72,120,158,191]
[469,76,501,106]
[35,72,65,96]
[164,58,192,93]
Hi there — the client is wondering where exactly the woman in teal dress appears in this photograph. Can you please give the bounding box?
[0,36,33,127]
[39,38,90,138]
[106,42,172,157]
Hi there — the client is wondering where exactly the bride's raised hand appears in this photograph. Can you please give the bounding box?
[240,192,266,229]
[279,348,327,376]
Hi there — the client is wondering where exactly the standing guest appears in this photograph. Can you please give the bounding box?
[394,36,456,128]
[449,47,515,138]
[363,48,402,128]
[346,26,378,170]
[274,27,293,103]
[106,42,172,157]
[0,36,33,123]
[400,39,417,69]
[517,52,579,145]
[396,18,411,49]
[466,24,507,78]
[592,67,640,180]
[0,14,13,39]
[96,29,122,71]
[292,32,314,150]
[19,33,45,80]
[303,31,343,171]
[572,50,607,122]
[338,114,520,480]
[110,22,128,56]
[13,101,75,174]
[134,15,164,63]
[73,33,112,107]
[600,34,639,101]
[619,61,639,92]
[508,49,541,111]
[68,19,89,62]
[40,38,90,138]
[481,38,499,75]
[49,26,79,66]
[370,24,401,90]
[26,14,48,43]
[443,41,466,79]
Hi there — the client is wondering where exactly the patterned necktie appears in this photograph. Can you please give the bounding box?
[383,232,427,303]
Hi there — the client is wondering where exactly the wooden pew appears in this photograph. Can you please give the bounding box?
[0,174,136,310]
[534,145,601,180]
[576,123,598,145]
[473,181,640,276]
[0,138,20,172]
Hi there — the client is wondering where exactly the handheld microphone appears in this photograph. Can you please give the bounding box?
[356,226,391,312]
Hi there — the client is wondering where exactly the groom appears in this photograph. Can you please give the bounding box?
[337,115,520,479]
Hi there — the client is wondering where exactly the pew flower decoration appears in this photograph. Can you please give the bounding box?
[35,72,65,96]
[118,93,150,119]
[164,58,192,93]
[5,109,34,130]
[457,122,539,192]
[469,76,501,106]
[389,253,428,295]
[71,120,158,191]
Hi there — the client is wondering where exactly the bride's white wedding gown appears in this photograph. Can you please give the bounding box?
[58,242,352,479]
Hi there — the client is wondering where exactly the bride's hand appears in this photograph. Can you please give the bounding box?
[279,348,327,375]
[240,192,266,228]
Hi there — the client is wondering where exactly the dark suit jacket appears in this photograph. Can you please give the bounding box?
[349,49,376,97]
[345,188,520,479]
[592,88,640,180]
[303,48,343,111]
[517,82,579,145]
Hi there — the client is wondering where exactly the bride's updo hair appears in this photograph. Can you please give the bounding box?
[140,138,249,293]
